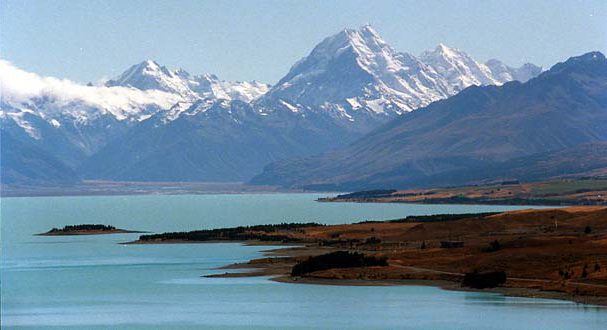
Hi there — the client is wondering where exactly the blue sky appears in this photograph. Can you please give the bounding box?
[1,0,605,84]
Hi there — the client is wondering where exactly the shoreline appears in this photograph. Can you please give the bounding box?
[204,242,607,307]
[130,207,607,307]
[272,276,607,307]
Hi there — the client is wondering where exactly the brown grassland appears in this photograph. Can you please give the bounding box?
[133,206,607,305]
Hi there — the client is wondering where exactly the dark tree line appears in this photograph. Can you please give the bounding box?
[291,251,388,276]
[138,222,322,242]
[358,212,500,224]
[49,224,116,232]
[335,190,397,199]
[462,271,507,289]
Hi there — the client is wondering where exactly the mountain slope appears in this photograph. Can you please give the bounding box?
[78,100,355,181]
[251,52,607,189]
[1,131,79,185]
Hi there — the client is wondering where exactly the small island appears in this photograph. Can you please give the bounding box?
[38,224,143,236]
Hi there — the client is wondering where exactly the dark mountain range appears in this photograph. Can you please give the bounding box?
[1,132,79,185]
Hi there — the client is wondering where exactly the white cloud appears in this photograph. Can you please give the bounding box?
[0,59,182,121]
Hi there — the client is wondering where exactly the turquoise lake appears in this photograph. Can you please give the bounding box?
[2,193,606,329]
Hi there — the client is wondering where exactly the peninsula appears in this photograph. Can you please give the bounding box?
[129,207,607,306]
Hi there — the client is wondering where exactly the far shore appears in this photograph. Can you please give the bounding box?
[1,181,309,198]
[319,179,607,207]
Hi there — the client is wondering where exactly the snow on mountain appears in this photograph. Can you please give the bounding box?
[0,58,271,142]
[419,43,499,92]
[106,60,199,100]
[186,73,270,103]
[107,60,270,105]
[257,25,541,123]
[420,44,542,93]
[0,59,182,140]
[255,24,429,120]
[485,59,542,83]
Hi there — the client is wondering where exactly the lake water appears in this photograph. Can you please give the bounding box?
[2,194,606,329]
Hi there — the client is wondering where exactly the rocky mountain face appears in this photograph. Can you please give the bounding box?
[251,52,607,190]
[1,26,542,185]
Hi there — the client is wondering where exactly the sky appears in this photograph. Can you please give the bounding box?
[1,0,606,84]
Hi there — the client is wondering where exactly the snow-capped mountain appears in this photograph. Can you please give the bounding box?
[420,44,541,94]
[256,25,541,127]
[255,25,439,123]
[106,60,270,104]
[106,60,199,100]
[0,58,183,167]
[484,59,542,83]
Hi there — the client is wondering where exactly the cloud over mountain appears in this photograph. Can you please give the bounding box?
[0,59,181,121]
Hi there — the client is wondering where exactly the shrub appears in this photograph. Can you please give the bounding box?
[462,271,507,289]
[482,240,502,253]
[291,251,387,276]
[364,237,382,245]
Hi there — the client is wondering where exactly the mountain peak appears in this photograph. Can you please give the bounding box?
[321,24,388,56]
[141,59,160,67]
[173,67,191,78]
[260,26,541,120]
[106,59,200,100]
[134,60,172,76]
[429,43,467,60]
[358,24,381,39]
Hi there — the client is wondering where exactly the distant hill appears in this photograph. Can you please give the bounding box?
[251,52,607,190]
[1,132,79,185]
